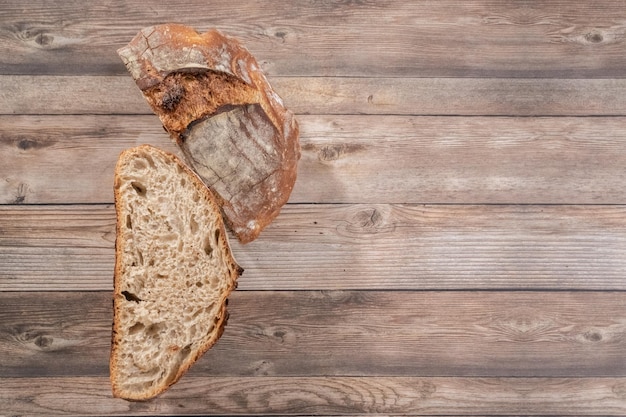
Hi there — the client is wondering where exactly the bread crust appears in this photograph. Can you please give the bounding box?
[118,24,300,243]
[110,144,243,401]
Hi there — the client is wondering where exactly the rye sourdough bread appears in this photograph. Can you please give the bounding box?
[110,144,243,400]
[118,24,300,243]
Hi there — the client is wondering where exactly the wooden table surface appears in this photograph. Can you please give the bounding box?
[3,1,626,415]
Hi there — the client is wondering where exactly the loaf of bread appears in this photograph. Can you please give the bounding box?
[110,144,243,400]
[118,24,300,243]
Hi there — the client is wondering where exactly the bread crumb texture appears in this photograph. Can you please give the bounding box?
[111,145,241,400]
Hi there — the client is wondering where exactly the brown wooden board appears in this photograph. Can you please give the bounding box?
[3,115,626,205]
[2,1,626,77]
[2,291,626,380]
[4,76,626,116]
[3,204,626,291]
[3,376,626,416]
[3,1,626,415]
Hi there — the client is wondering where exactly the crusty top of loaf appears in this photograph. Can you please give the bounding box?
[117,24,295,148]
[117,24,300,244]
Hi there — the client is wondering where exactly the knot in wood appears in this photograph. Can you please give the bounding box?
[354,208,384,228]
[583,330,603,342]
[337,207,396,238]
[585,31,604,43]
[17,139,41,150]
[35,32,54,47]
[613,383,626,399]
[16,26,54,48]
[415,380,437,400]
[318,144,343,162]
[13,183,28,204]
[318,143,365,162]
[34,334,54,349]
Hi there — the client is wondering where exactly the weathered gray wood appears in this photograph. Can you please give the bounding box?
[3,115,626,205]
[4,76,626,116]
[3,1,625,416]
[2,1,626,77]
[2,376,626,415]
[297,115,626,205]
[0,291,112,377]
[2,291,626,379]
[0,76,148,115]
[3,204,626,291]
[0,115,178,204]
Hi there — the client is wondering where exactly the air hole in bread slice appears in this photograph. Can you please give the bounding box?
[131,181,147,196]
[164,344,192,386]
[122,291,142,303]
[143,154,156,169]
[128,322,145,335]
[203,234,214,257]
[133,160,148,171]
[162,233,178,242]
[146,323,164,339]
[188,324,198,339]
[209,277,219,289]
[189,214,198,235]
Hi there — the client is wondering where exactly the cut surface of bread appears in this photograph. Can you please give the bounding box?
[110,144,243,401]
[118,24,300,243]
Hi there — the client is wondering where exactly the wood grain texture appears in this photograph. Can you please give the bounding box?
[4,75,626,116]
[2,1,626,77]
[2,376,626,416]
[3,115,626,205]
[297,115,626,205]
[0,115,178,205]
[2,291,626,380]
[0,291,112,377]
[3,2,626,415]
[3,204,626,291]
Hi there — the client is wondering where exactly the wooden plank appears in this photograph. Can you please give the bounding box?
[0,115,178,205]
[3,115,626,205]
[0,75,148,115]
[296,115,626,205]
[0,291,112,377]
[2,1,626,77]
[3,204,626,291]
[4,76,626,116]
[2,291,626,380]
[0,206,116,291]
[2,376,626,415]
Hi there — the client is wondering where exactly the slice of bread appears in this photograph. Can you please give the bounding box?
[110,144,243,400]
